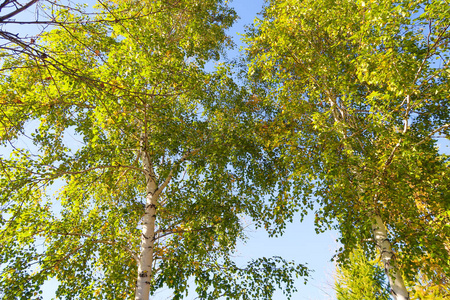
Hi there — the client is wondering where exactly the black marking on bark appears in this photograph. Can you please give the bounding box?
[142,234,149,239]
[148,204,157,209]
[145,281,151,284]
[139,271,148,277]
[152,214,156,218]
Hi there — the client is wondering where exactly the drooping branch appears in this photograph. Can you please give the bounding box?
[48,231,139,263]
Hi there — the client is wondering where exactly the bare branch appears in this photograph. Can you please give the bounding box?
[0,0,38,22]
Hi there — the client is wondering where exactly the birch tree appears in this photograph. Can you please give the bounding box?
[244,0,450,298]
[0,1,308,299]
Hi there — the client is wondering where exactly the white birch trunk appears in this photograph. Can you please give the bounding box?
[372,215,409,300]
[329,94,411,298]
[135,148,158,300]
[133,143,196,300]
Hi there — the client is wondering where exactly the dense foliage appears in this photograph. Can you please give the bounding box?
[0,1,307,299]
[335,246,390,300]
[245,0,450,298]
[0,0,449,299]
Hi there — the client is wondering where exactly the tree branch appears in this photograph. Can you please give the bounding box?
[154,148,201,196]
[155,226,214,240]
[0,0,38,22]
[416,124,450,146]
[49,231,139,263]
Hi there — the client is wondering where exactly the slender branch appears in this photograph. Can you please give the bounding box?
[383,139,402,171]
[416,124,450,146]
[155,148,201,196]
[0,0,12,11]
[403,94,410,133]
[11,163,146,178]
[48,231,139,262]
[0,0,38,22]
[0,10,166,25]
[45,245,84,270]
[155,226,213,240]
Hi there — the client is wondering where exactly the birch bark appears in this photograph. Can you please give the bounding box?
[372,214,410,300]
[135,144,158,300]
[329,97,410,299]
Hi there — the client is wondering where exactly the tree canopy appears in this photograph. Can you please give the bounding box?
[0,1,307,299]
[1,0,449,299]
[244,0,449,298]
